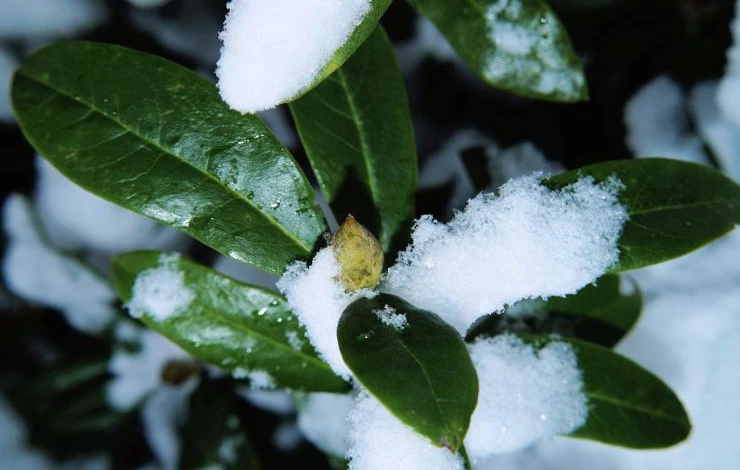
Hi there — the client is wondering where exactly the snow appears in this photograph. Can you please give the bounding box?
[216,0,372,112]
[383,174,628,334]
[624,76,709,164]
[232,368,275,389]
[238,389,295,415]
[0,0,106,41]
[297,392,355,457]
[395,16,459,73]
[127,0,173,8]
[2,194,116,334]
[484,1,584,97]
[35,157,185,255]
[141,384,194,470]
[0,46,17,123]
[106,327,191,410]
[373,305,408,331]
[718,0,740,130]
[465,335,587,462]
[277,247,375,378]
[128,253,195,322]
[689,81,740,181]
[347,394,464,470]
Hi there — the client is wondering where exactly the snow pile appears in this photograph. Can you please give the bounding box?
[298,392,355,457]
[0,47,17,123]
[35,157,185,255]
[465,335,587,461]
[383,174,628,334]
[106,327,191,411]
[484,0,584,97]
[216,0,371,112]
[718,0,740,129]
[277,248,375,377]
[128,254,195,322]
[347,394,464,470]
[624,76,709,164]
[1,194,115,334]
[0,0,106,41]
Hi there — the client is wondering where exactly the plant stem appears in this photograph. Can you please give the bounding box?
[459,443,473,470]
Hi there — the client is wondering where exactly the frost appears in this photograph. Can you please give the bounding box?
[298,392,355,457]
[484,1,584,98]
[35,157,185,255]
[106,327,191,410]
[347,394,464,470]
[465,335,587,461]
[216,0,372,112]
[373,305,408,331]
[128,253,196,322]
[624,76,709,164]
[277,248,375,377]
[1,194,115,334]
[0,0,106,41]
[718,0,740,130]
[383,175,627,334]
[286,330,305,350]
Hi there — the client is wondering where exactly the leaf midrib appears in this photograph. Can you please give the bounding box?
[587,391,688,426]
[19,70,312,254]
[628,198,740,216]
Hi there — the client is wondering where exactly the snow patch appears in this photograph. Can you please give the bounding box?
[298,392,355,457]
[718,0,740,130]
[465,334,588,460]
[373,305,408,331]
[217,0,372,112]
[128,253,195,322]
[277,248,375,378]
[232,368,275,390]
[383,175,627,334]
[347,394,464,470]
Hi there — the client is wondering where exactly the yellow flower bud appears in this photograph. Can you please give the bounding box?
[330,215,383,291]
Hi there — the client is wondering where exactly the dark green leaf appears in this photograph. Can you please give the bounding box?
[338,294,478,451]
[412,0,587,101]
[111,251,349,393]
[467,274,642,347]
[179,379,261,470]
[518,334,691,448]
[12,42,326,274]
[290,27,417,254]
[545,158,740,271]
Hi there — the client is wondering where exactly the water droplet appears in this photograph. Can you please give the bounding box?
[276,317,283,323]
[295,207,308,214]
[270,201,281,209]
[357,331,375,341]
[246,191,255,199]
[269,300,280,307]
[539,16,548,24]
[257,307,268,316]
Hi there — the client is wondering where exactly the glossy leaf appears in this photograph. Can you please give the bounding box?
[290,27,417,253]
[179,380,261,470]
[545,158,740,272]
[338,294,478,451]
[516,335,691,448]
[467,274,641,347]
[412,0,587,102]
[12,41,326,274]
[111,251,349,393]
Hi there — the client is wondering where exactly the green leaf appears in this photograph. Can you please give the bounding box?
[516,335,691,448]
[467,274,642,347]
[179,379,261,470]
[111,251,349,393]
[337,294,478,451]
[12,41,327,274]
[290,27,417,254]
[544,158,740,271]
[412,0,587,102]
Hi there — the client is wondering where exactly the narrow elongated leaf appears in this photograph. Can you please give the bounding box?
[12,42,326,274]
[111,251,349,393]
[290,27,417,254]
[338,294,478,451]
[412,0,587,101]
[467,274,641,347]
[545,158,740,271]
[516,335,691,448]
[179,380,261,470]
